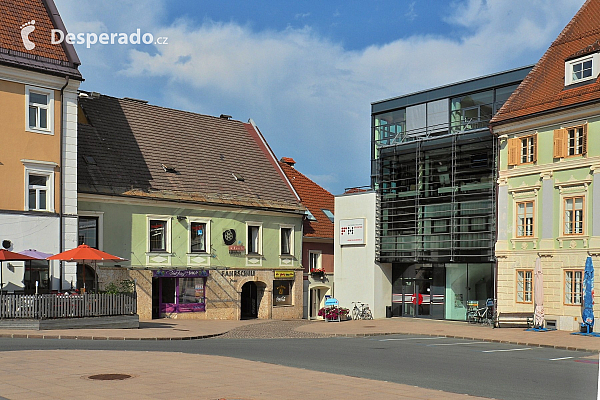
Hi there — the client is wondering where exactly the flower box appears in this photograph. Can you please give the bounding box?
[318,305,349,322]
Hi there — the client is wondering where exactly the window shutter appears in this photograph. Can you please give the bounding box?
[532,134,538,163]
[582,124,588,155]
[553,129,566,158]
[507,138,519,166]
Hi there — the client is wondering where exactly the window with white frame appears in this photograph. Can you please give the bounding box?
[247,223,262,255]
[26,86,54,134]
[148,217,170,252]
[309,251,321,272]
[189,220,210,253]
[280,225,293,256]
[23,161,55,212]
[565,270,583,305]
[565,53,600,86]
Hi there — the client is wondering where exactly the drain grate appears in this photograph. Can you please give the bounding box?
[88,374,132,381]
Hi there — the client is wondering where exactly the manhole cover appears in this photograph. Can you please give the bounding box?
[88,374,132,381]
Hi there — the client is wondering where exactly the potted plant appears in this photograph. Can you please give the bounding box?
[318,305,349,322]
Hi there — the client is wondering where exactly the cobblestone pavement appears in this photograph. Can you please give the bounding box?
[215,319,330,339]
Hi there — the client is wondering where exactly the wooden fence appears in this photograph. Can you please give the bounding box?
[0,293,137,319]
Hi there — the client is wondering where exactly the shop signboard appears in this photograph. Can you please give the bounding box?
[153,269,209,278]
[340,218,365,245]
[274,270,294,279]
[324,297,339,307]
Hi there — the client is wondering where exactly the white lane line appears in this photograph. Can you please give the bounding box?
[379,337,447,341]
[549,356,575,361]
[482,348,531,353]
[427,341,487,346]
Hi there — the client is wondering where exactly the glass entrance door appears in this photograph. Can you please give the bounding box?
[402,279,431,317]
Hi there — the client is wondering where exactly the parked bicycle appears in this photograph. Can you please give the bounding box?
[467,298,495,326]
[351,302,373,320]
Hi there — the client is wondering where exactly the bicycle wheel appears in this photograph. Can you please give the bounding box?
[363,308,373,320]
[352,307,360,320]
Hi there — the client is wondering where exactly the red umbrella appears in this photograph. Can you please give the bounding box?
[0,250,38,295]
[47,244,125,292]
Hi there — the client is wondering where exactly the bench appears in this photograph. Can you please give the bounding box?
[497,312,533,328]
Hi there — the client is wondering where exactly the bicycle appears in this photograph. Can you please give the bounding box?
[351,302,373,320]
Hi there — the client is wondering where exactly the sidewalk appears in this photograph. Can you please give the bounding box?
[0,350,486,400]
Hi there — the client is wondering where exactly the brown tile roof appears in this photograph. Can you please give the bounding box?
[491,0,600,124]
[78,94,304,213]
[279,160,334,239]
[0,0,81,79]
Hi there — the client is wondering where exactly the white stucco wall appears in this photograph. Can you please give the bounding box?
[334,191,392,319]
[0,213,60,291]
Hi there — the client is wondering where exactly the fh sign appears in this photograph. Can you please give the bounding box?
[339,218,365,245]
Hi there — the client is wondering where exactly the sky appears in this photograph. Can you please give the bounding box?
[53,0,586,195]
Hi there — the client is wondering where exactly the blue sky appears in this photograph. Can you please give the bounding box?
[54,0,585,195]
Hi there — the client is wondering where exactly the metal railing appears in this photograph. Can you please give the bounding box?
[0,293,137,319]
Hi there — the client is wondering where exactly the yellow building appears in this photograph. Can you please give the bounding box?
[0,0,82,292]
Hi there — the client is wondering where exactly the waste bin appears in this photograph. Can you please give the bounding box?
[386,306,392,318]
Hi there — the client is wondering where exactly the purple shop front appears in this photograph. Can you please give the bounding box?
[153,269,209,314]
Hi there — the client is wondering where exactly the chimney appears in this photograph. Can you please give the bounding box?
[280,157,296,167]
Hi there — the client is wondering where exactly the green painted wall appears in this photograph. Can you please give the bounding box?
[79,199,303,269]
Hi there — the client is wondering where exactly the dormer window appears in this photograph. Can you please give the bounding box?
[565,53,600,86]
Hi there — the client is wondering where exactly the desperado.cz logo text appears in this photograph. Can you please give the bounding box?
[51,29,168,48]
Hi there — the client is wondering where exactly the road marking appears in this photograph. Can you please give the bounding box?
[427,341,487,346]
[482,348,531,353]
[379,337,447,341]
[549,356,575,361]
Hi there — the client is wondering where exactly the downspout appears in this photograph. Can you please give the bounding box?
[58,76,69,292]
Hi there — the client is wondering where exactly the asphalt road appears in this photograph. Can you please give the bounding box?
[0,335,597,400]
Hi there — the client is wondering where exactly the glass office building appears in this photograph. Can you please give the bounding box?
[371,66,532,320]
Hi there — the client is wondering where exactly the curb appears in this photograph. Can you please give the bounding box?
[327,331,600,353]
[0,332,226,341]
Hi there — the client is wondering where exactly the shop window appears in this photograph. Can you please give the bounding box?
[78,216,99,248]
[26,86,54,134]
[507,135,537,166]
[246,222,262,255]
[149,218,169,252]
[273,280,292,306]
[280,226,293,255]
[565,270,583,305]
[516,201,534,237]
[190,222,207,253]
[563,196,584,235]
[553,125,587,158]
[516,270,533,303]
[178,278,205,305]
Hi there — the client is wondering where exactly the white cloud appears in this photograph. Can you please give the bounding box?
[55,0,585,193]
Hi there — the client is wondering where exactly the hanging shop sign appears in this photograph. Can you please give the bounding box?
[220,269,256,277]
[274,270,294,279]
[223,229,236,245]
[339,218,365,245]
[153,269,209,278]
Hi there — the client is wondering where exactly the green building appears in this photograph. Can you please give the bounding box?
[77,93,304,320]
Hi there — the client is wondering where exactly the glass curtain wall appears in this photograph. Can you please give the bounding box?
[379,136,495,263]
[444,263,493,320]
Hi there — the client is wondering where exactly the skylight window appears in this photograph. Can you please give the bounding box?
[161,164,177,173]
[305,209,317,221]
[232,173,245,181]
[322,209,334,223]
